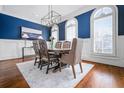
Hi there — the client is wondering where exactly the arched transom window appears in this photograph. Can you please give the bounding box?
[65,18,78,41]
[91,6,118,56]
[51,24,59,47]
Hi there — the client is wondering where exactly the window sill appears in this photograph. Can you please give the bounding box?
[90,53,120,60]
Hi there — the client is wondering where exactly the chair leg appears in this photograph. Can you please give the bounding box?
[79,62,83,73]
[46,63,50,74]
[38,59,42,68]
[50,62,53,66]
[59,62,61,72]
[34,57,37,66]
[71,65,76,79]
[40,61,43,70]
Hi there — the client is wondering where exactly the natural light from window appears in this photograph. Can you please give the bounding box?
[91,6,117,56]
[51,24,59,47]
[65,18,77,41]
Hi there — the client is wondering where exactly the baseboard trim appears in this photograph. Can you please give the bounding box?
[82,60,124,68]
[0,55,35,62]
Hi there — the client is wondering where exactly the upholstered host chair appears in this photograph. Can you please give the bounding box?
[32,40,41,68]
[55,41,62,49]
[60,38,83,79]
[62,41,71,49]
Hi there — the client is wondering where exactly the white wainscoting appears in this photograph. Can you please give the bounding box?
[81,36,124,67]
[0,36,124,67]
[0,39,51,61]
[0,39,35,61]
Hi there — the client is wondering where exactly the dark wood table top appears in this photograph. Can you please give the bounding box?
[48,48,71,51]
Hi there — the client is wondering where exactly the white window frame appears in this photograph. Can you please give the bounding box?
[51,24,59,41]
[90,5,118,57]
[65,18,78,41]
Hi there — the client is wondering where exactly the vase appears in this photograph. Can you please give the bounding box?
[51,40,53,49]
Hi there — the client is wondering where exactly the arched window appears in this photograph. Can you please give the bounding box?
[51,24,59,47]
[65,18,78,41]
[91,6,118,56]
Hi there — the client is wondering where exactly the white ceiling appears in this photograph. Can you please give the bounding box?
[1,5,84,24]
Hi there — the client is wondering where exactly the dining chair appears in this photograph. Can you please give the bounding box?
[62,41,71,54]
[32,40,41,68]
[62,41,71,49]
[38,39,59,74]
[52,41,63,58]
[60,38,83,79]
[55,41,62,49]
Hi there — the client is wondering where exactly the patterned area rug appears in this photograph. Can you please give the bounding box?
[16,61,94,88]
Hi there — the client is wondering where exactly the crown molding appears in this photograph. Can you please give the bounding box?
[60,5,99,23]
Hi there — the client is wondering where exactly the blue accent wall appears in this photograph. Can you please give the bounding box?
[58,5,124,40]
[76,10,94,38]
[58,10,94,40]
[0,13,50,40]
[58,21,66,40]
[117,5,124,35]
[3,6,123,40]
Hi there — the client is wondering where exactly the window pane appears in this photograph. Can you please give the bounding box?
[94,8,102,18]
[66,19,77,41]
[51,25,59,48]
[51,31,58,48]
[51,25,58,31]
[94,15,113,54]
[66,26,76,41]
[66,19,76,27]
[94,7,112,18]
[103,7,112,15]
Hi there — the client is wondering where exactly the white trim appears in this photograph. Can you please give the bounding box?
[90,5,118,57]
[94,13,112,20]
[65,18,78,41]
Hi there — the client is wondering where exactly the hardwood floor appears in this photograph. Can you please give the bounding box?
[0,58,124,88]
[0,58,31,88]
[76,61,124,88]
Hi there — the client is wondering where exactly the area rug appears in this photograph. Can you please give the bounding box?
[16,61,94,88]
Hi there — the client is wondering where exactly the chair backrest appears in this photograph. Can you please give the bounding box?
[55,41,62,49]
[70,38,83,65]
[38,39,49,58]
[62,41,71,49]
[32,40,40,57]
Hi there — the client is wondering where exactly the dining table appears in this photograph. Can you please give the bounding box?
[48,48,71,52]
[48,48,71,58]
[48,48,71,72]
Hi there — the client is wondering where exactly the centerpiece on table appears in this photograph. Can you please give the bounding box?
[50,36,55,49]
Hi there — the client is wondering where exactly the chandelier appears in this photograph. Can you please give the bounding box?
[41,5,61,27]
